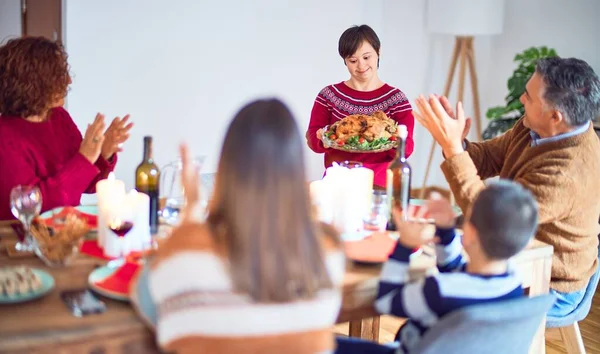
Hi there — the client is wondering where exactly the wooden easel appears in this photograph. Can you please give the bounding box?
[419,36,483,199]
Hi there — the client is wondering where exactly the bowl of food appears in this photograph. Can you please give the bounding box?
[322,111,399,153]
[30,212,90,267]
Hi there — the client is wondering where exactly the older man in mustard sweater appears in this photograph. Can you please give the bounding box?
[415,57,600,317]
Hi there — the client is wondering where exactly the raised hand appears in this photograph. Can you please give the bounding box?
[425,193,456,229]
[179,143,200,223]
[79,113,106,164]
[101,114,133,160]
[413,95,467,158]
[392,205,436,249]
[439,96,472,141]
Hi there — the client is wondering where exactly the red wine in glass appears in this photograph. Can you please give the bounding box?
[109,221,134,238]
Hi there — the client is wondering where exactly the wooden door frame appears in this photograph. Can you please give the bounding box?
[20,0,66,43]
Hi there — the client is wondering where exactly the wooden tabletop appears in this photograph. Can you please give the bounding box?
[0,232,554,353]
[0,236,387,353]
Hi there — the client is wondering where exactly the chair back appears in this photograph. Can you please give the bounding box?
[410,294,556,354]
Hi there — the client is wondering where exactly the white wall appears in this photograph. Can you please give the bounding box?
[0,0,21,44]
[64,0,600,195]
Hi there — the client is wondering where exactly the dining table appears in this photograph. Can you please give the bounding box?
[0,224,553,354]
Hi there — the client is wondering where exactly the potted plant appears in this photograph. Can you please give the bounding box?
[482,46,558,139]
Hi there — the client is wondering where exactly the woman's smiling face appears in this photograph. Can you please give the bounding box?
[344,41,379,82]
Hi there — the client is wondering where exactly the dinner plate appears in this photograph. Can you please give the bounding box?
[88,260,134,302]
[0,269,55,304]
[40,205,98,231]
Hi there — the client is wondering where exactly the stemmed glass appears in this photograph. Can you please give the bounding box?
[340,160,363,169]
[106,207,135,267]
[10,185,42,252]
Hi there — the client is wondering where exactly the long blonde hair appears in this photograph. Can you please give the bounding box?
[207,99,340,303]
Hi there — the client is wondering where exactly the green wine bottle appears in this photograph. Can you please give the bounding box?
[135,136,160,234]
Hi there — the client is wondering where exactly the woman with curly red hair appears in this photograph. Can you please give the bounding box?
[0,36,133,220]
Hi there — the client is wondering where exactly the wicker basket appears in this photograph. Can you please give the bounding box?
[30,212,90,267]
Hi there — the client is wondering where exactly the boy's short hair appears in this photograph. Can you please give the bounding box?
[469,180,539,260]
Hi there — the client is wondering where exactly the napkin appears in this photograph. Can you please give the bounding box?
[81,240,111,260]
[81,240,145,261]
[42,207,98,229]
[93,261,141,296]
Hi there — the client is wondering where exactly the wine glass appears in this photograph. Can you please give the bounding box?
[340,160,363,169]
[10,185,42,252]
[107,215,135,267]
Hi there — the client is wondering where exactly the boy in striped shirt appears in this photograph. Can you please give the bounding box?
[335,180,539,353]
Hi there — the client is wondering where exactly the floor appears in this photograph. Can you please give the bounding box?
[335,286,600,353]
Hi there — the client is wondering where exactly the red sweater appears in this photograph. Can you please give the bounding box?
[306,82,415,187]
[0,107,117,220]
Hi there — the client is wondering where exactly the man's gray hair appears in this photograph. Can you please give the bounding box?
[536,57,600,126]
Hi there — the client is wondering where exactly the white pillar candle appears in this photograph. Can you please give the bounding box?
[324,166,362,233]
[125,190,151,252]
[350,167,374,221]
[96,173,125,248]
[309,180,333,223]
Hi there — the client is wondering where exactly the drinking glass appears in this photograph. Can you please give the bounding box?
[363,190,389,231]
[340,160,363,169]
[160,156,205,225]
[106,208,135,266]
[10,185,42,252]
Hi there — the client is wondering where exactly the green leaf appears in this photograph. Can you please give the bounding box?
[484,46,558,139]
[486,106,507,119]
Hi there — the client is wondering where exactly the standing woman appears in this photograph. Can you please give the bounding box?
[0,37,133,219]
[306,25,415,188]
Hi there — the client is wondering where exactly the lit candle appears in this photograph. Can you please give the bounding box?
[309,180,333,223]
[96,173,126,249]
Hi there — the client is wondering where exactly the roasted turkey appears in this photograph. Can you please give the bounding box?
[331,111,396,142]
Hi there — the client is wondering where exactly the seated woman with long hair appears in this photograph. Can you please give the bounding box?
[131,99,344,354]
[0,37,132,219]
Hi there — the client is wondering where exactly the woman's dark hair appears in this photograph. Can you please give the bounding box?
[206,98,340,302]
[338,25,381,66]
[0,37,70,118]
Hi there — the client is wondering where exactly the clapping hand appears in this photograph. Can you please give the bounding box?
[413,95,471,158]
[392,194,457,249]
[101,114,133,160]
[424,193,457,229]
[79,113,106,164]
[392,205,436,249]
